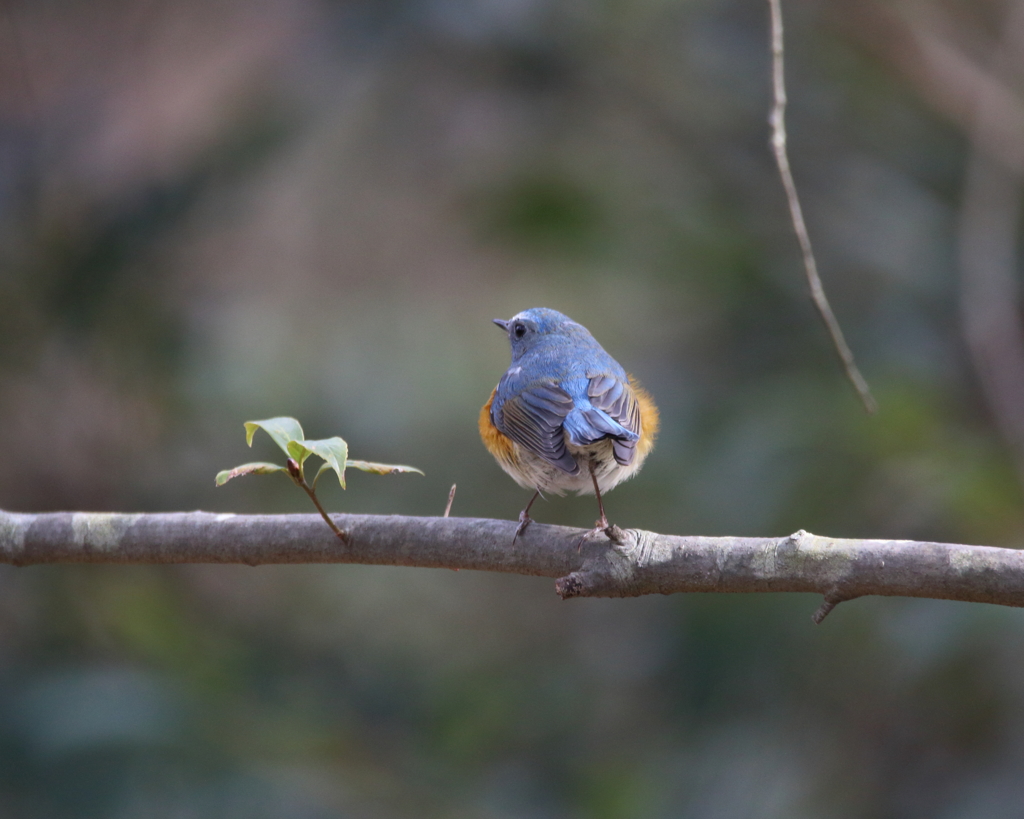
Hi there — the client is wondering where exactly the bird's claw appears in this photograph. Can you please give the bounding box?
[604,524,626,544]
[511,510,533,547]
[576,519,624,551]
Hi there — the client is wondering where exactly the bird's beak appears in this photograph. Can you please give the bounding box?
[493,319,509,331]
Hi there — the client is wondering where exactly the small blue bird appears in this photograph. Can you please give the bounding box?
[480,308,659,543]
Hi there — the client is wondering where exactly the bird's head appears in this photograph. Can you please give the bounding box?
[493,308,588,360]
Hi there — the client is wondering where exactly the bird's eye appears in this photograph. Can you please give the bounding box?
[513,322,527,339]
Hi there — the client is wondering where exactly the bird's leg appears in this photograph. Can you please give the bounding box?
[577,463,623,549]
[590,462,609,530]
[512,490,541,546]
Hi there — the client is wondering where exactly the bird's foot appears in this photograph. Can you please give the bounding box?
[576,517,624,551]
[604,523,626,544]
[511,510,533,547]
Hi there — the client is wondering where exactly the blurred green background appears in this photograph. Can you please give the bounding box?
[3,0,1024,815]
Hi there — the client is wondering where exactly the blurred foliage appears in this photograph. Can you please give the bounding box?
[478,173,606,256]
[2,0,1024,816]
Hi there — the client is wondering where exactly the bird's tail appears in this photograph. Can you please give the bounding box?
[563,408,639,448]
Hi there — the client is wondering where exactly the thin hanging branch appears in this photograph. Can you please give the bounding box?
[768,0,878,414]
[3,509,1024,623]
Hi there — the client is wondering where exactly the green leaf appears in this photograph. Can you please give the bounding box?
[346,459,424,476]
[299,437,349,489]
[312,461,334,490]
[215,462,287,486]
[285,439,314,468]
[244,417,305,454]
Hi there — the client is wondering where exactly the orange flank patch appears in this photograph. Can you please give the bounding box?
[629,375,659,462]
[479,388,517,467]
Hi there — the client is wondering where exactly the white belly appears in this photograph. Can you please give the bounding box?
[502,437,645,496]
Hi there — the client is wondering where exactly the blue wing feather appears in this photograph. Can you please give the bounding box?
[493,382,579,475]
[493,371,643,473]
[584,374,642,466]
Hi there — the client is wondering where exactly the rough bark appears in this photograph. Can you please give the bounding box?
[2,510,1023,622]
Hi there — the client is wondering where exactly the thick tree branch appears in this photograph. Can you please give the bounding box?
[2,510,1023,622]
